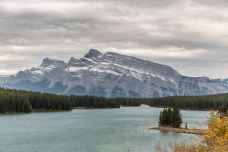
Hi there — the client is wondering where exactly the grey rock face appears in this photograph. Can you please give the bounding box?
[0,49,227,97]
[84,49,103,59]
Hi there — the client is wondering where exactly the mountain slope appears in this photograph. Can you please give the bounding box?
[0,49,228,98]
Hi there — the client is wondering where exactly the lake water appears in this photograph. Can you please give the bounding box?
[0,106,209,152]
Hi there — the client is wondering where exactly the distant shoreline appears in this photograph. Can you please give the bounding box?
[0,106,210,115]
[150,126,204,135]
[146,106,210,111]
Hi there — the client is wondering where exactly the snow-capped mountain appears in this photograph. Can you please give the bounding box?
[0,49,228,98]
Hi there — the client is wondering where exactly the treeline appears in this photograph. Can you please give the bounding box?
[0,88,120,113]
[110,98,142,107]
[1,87,228,113]
[110,94,228,110]
[71,96,119,108]
[0,90,32,113]
[143,94,228,110]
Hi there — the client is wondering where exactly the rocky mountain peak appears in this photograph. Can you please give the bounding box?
[0,49,228,98]
[41,58,66,67]
[41,58,52,66]
[84,49,103,59]
[68,57,81,66]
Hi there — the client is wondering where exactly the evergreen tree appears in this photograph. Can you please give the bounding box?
[185,122,188,129]
[172,107,182,128]
[159,107,182,128]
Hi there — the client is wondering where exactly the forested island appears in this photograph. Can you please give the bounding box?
[159,107,182,128]
[0,87,228,114]
[151,107,204,135]
[156,109,228,152]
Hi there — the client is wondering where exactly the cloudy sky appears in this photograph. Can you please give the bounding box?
[0,0,228,78]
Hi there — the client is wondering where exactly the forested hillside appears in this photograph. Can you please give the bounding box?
[111,94,228,110]
[0,88,119,113]
[145,94,228,110]
[0,87,228,113]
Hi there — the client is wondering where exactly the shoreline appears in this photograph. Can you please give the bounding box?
[147,106,211,111]
[150,126,204,135]
[0,106,210,115]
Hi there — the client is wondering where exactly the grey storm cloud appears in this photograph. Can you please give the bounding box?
[0,0,228,78]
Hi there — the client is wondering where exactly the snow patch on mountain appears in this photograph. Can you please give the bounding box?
[0,49,227,98]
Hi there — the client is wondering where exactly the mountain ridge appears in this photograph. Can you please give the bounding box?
[0,49,228,98]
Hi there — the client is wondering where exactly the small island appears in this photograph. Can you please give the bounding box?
[150,107,204,135]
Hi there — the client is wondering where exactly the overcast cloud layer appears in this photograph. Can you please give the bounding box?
[0,0,228,78]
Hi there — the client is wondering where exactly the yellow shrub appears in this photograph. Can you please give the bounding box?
[202,112,228,152]
[172,112,228,152]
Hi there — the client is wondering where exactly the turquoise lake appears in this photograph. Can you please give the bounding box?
[0,106,209,152]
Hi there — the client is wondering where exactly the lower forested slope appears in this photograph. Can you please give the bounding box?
[144,94,228,110]
[0,87,228,113]
[0,88,119,113]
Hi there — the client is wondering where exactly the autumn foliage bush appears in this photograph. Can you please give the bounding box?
[200,112,228,152]
[173,111,228,152]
